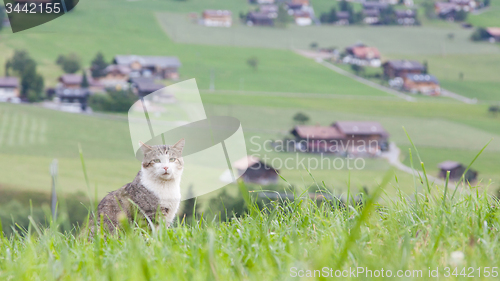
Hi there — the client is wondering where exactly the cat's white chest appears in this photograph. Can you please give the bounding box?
[140,176,181,224]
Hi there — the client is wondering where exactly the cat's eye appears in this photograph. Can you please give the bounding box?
[169,158,176,163]
[152,159,161,163]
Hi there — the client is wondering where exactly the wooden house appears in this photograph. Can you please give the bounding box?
[232,156,279,185]
[344,44,381,67]
[202,10,232,27]
[335,11,350,25]
[438,161,478,182]
[246,12,275,26]
[0,77,20,102]
[383,60,425,78]
[403,74,441,95]
[291,125,346,153]
[331,121,389,153]
[113,55,181,80]
[395,9,417,25]
[99,65,131,87]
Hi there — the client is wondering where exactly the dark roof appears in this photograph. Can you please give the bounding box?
[405,74,440,84]
[336,11,350,20]
[130,77,164,94]
[333,121,389,137]
[395,9,416,18]
[363,2,389,10]
[383,60,425,71]
[59,74,82,85]
[0,77,19,88]
[104,65,131,75]
[363,9,380,17]
[247,11,275,22]
[114,55,181,69]
[292,125,345,140]
[438,161,462,170]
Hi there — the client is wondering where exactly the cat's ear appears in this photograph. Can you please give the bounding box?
[172,138,185,154]
[139,141,153,154]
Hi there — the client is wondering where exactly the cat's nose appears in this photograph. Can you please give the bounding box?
[163,167,168,171]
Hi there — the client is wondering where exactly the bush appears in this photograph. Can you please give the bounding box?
[88,89,137,112]
[56,53,81,74]
[471,27,490,41]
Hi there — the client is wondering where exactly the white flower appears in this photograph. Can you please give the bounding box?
[450,251,465,265]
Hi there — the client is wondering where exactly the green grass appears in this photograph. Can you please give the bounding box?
[467,0,500,27]
[1,172,500,280]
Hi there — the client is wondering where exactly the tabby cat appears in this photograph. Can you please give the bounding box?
[90,139,185,234]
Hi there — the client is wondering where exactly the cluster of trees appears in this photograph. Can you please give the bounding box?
[5,50,45,102]
[320,0,363,24]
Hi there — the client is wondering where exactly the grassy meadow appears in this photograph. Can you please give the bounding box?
[1,176,500,280]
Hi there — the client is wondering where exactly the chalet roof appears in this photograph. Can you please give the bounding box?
[363,2,389,10]
[348,45,381,60]
[363,9,380,17]
[260,4,278,13]
[405,74,439,84]
[247,11,274,20]
[292,125,345,140]
[395,9,416,18]
[130,77,164,93]
[294,11,311,18]
[59,74,82,84]
[333,121,389,137]
[105,64,131,75]
[438,161,462,170]
[336,11,350,20]
[383,60,425,71]
[203,10,232,16]
[233,155,261,170]
[486,27,500,37]
[0,77,19,88]
[114,55,181,69]
[435,2,458,10]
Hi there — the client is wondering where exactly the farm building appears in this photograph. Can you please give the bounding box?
[363,9,380,25]
[335,11,350,25]
[290,121,390,155]
[438,161,478,182]
[259,4,278,18]
[0,77,20,103]
[363,2,389,11]
[331,121,390,153]
[98,65,131,87]
[383,60,425,78]
[403,74,441,95]
[291,125,345,153]
[113,55,181,80]
[343,44,381,67]
[246,12,275,26]
[232,156,279,185]
[294,11,312,26]
[202,10,232,27]
[448,0,477,12]
[395,9,417,25]
[129,77,166,98]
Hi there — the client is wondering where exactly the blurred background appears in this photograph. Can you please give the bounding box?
[0,0,499,235]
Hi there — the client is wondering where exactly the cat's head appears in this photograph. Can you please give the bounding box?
[140,139,185,181]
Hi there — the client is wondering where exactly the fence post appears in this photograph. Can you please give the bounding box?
[50,159,58,220]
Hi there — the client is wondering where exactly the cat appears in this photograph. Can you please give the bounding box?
[90,139,185,234]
